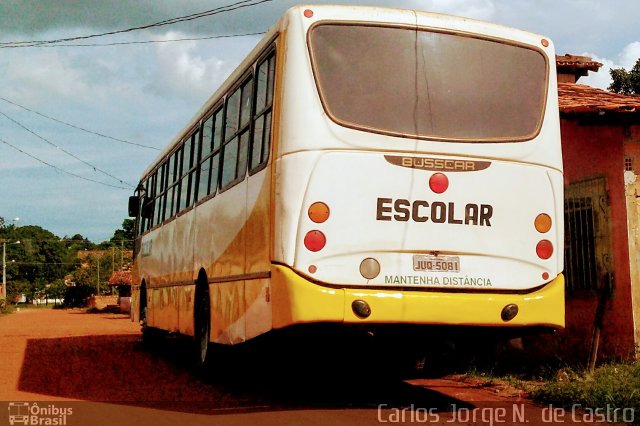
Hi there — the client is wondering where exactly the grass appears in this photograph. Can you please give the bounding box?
[0,301,58,315]
[531,363,640,413]
[461,361,640,423]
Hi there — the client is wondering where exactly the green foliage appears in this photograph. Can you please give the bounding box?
[532,363,640,415]
[608,58,640,94]
[1,218,132,307]
[70,253,115,295]
[7,280,29,303]
[46,279,67,303]
[0,298,14,314]
[96,219,134,250]
[63,284,94,308]
[0,225,74,301]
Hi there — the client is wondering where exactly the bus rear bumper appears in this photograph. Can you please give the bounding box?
[271,264,565,330]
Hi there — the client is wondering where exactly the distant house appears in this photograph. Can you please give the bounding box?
[543,55,640,364]
[108,270,132,314]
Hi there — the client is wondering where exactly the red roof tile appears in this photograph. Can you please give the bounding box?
[558,83,640,115]
[556,54,602,72]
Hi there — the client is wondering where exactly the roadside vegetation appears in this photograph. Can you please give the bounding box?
[0,216,134,310]
[531,362,640,417]
[0,298,14,315]
[461,360,640,422]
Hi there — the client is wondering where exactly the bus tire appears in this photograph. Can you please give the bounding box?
[194,275,212,371]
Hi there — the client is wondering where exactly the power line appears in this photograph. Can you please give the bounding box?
[0,96,160,151]
[0,109,135,188]
[0,137,131,190]
[0,0,275,48]
[33,32,267,48]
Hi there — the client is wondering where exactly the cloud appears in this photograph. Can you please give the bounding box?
[580,41,640,90]
[151,31,226,98]
[619,41,640,69]
[3,49,92,104]
[149,31,262,106]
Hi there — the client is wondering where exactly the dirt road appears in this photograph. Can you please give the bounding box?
[0,309,584,426]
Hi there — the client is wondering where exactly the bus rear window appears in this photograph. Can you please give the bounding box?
[308,24,548,142]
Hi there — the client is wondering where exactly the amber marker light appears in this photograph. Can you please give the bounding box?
[535,213,552,233]
[308,202,330,223]
[541,38,549,47]
[536,240,554,260]
[304,9,314,18]
[429,173,449,194]
[304,230,326,252]
[308,265,317,274]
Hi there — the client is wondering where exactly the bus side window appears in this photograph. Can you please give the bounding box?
[222,76,253,190]
[166,150,179,218]
[136,179,147,236]
[145,173,155,232]
[159,161,171,223]
[237,79,252,179]
[188,130,200,207]
[251,51,275,172]
[153,165,164,227]
[197,106,223,200]
[178,135,194,211]
[222,88,240,188]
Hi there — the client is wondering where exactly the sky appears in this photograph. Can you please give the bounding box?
[0,0,638,242]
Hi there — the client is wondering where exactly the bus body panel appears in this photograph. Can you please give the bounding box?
[288,151,562,291]
[137,164,273,342]
[271,264,564,329]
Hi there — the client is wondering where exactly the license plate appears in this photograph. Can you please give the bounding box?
[413,255,460,272]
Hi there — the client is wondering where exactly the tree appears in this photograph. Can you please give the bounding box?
[70,252,114,295]
[47,279,67,305]
[109,219,135,250]
[6,226,71,287]
[609,58,640,95]
[1,224,77,303]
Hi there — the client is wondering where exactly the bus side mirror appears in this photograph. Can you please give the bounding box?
[128,196,140,217]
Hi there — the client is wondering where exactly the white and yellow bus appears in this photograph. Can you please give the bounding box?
[129,5,564,367]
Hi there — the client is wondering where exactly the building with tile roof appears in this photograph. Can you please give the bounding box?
[541,55,640,365]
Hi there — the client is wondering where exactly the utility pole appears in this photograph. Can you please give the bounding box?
[2,241,6,300]
[1,218,19,301]
[1,239,20,300]
[97,256,100,296]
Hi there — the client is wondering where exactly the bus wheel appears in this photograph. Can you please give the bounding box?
[194,278,212,370]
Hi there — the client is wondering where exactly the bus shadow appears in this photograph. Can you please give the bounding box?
[17,332,470,415]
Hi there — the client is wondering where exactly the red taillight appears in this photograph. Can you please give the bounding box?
[304,230,326,252]
[536,240,553,260]
[429,173,449,194]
